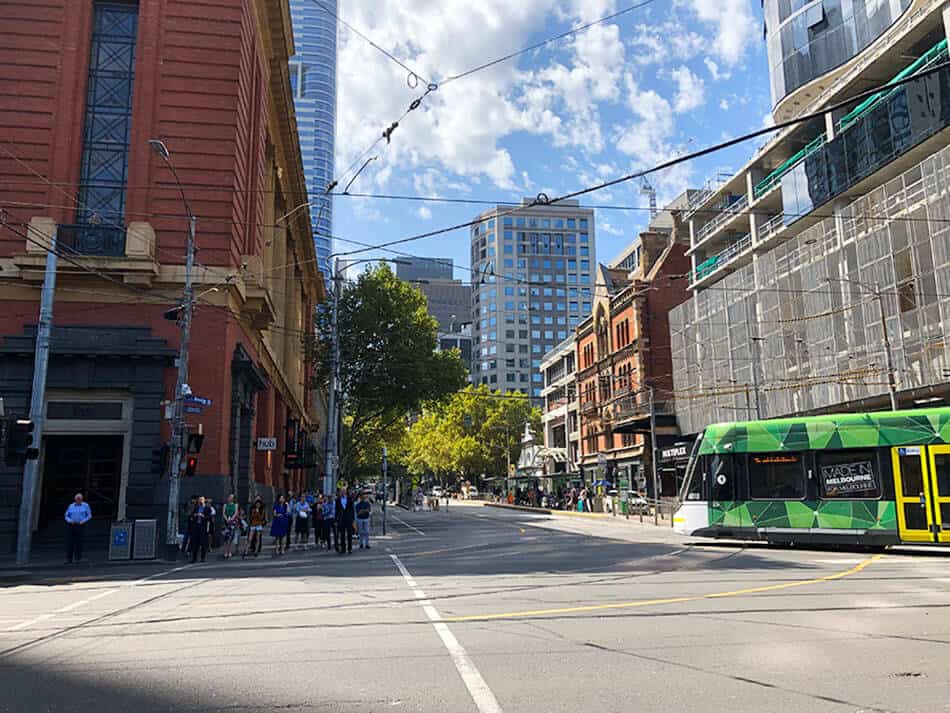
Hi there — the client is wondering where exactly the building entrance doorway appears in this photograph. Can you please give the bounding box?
[39,435,123,538]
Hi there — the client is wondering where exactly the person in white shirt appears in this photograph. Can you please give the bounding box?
[64,493,92,564]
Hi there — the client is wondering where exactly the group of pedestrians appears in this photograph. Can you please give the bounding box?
[182,488,373,563]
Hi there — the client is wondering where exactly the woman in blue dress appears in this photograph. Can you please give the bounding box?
[270,495,290,555]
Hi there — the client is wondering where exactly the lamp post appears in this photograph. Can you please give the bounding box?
[149,139,197,554]
[324,256,410,496]
[827,277,899,411]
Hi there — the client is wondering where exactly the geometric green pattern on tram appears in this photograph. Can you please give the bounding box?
[699,407,950,455]
[709,500,897,531]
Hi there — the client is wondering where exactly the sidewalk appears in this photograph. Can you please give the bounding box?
[0,544,181,578]
[479,501,677,528]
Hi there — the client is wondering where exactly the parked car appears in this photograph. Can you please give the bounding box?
[467,487,479,499]
[431,486,444,497]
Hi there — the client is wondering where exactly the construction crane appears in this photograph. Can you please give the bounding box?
[639,178,657,219]
[639,138,694,221]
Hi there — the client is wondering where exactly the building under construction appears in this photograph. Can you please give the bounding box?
[671,1,950,434]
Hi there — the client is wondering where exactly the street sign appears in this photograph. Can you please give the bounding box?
[108,522,133,560]
[256,437,277,451]
[185,396,212,407]
[184,405,203,414]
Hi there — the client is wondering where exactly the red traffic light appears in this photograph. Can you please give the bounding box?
[184,456,198,477]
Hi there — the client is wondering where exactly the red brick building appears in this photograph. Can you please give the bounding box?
[575,226,689,496]
[0,0,325,550]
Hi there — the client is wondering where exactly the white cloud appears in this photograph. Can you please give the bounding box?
[600,219,624,237]
[719,98,730,111]
[629,21,705,65]
[417,205,433,220]
[335,0,641,192]
[704,57,730,81]
[614,73,694,207]
[679,0,758,66]
[336,0,561,191]
[670,65,705,113]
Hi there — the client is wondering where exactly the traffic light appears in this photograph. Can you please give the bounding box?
[4,418,37,467]
[184,455,198,477]
[186,432,204,454]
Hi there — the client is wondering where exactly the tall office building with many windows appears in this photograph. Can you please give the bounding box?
[470,200,596,399]
[289,0,337,285]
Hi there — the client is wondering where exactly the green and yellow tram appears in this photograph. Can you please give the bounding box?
[673,408,950,546]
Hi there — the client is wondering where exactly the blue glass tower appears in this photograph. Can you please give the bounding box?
[289,0,336,287]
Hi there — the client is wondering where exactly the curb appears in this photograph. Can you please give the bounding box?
[484,502,615,519]
[483,502,671,526]
[0,557,179,574]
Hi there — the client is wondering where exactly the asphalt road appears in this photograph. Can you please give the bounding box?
[2,503,950,713]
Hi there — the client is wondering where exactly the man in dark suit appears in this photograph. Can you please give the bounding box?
[335,488,356,555]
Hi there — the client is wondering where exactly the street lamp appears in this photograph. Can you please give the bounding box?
[150,138,197,554]
[826,277,899,411]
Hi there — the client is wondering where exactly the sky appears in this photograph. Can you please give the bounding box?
[330,0,773,279]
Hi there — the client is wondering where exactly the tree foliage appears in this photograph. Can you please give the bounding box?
[406,385,542,485]
[312,264,467,477]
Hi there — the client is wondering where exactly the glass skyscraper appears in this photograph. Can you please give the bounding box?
[470,199,597,401]
[289,0,337,286]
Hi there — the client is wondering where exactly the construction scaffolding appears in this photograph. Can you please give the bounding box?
[672,143,950,434]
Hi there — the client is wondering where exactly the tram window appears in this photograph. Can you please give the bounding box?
[817,450,880,499]
[749,453,805,499]
[934,454,950,495]
[709,454,739,502]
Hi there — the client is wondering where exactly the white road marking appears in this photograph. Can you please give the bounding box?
[4,562,192,632]
[390,553,503,713]
[391,513,426,536]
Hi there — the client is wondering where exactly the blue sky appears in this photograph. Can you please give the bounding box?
[332,0,772,278]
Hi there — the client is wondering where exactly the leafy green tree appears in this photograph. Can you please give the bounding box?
[312,264,467,479]
[406,385,542,487]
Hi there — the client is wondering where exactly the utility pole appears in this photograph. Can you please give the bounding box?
[826,277,899,411]
[16,227,57,565]
[505,425,512,501]
[648,386,660,527]
[150,139,196,555]
[325,257,342,496]
[875,288,900,411]
[750,344,763,419]
[381,445,388,536]
[165,214,196,552]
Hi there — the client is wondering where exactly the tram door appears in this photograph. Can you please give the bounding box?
[892,446,950,543]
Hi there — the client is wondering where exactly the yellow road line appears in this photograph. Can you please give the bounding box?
[442,554,882,623]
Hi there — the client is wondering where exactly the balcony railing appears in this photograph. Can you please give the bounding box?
[753,134,826,200]
[695,194,748,243]
[612,395,674,423]
[838,38,947,133]
[684,172,732,218]
[753,36,949,203]
[57,224,126,257]
[692,233,752,283]
[580,399,598,414]
[757,213,785,242]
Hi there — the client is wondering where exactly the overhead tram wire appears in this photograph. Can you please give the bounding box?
[438,0,661,85]
[308,0,431,88]
[335,58,950,257]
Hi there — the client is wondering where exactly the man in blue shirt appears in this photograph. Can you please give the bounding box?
[64,493,92,564]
